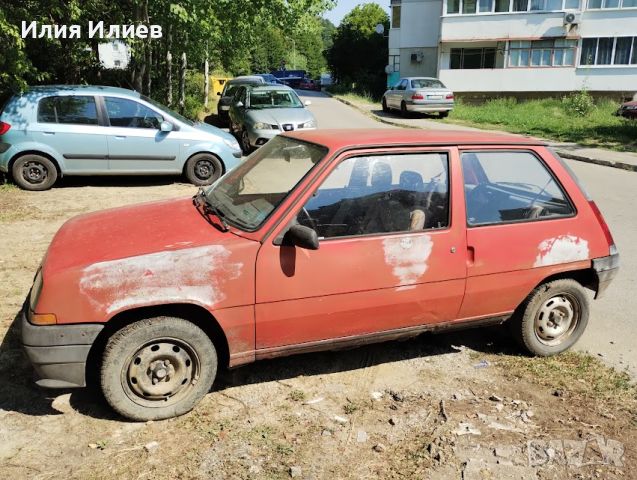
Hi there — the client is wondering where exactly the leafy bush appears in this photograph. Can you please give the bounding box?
[562,90,595,117]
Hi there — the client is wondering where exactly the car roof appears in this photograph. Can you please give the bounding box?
[24,85,140,98]
[229,76,265,84]
[283,129,546,150]
[248,85,294,92]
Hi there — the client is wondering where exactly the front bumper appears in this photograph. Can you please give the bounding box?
[592,251,620,299]
[20,307,103,388]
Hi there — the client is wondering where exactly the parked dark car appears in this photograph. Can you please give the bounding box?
[216,76,265,126]
[299,79,321,91]
[616,100,637,120]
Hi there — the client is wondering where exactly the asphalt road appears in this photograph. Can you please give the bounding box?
[298,89,636,378]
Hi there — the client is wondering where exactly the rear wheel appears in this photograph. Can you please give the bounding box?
[510,279,589,356]
[100,317,218,421]
[184,153,223,186]
[382,97,389,113]
[11,154,58,191]
[400,101,409,117]
[438,111,449,118]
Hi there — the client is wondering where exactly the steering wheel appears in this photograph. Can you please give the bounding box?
[299,207,317,230]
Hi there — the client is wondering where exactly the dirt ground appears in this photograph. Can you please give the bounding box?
[0,177,635,480]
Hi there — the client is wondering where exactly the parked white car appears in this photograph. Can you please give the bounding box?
[382,77,454,118]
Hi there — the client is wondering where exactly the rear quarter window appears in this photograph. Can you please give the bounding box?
[461,150,575,226]
[37,96,98,125]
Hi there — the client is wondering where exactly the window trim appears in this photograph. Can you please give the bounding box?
[579,36,637,67]
[102,95,165,129]
[586,0,637,9]
[460,149,578,228]
[293,150,454,243]
[508,39,578,68]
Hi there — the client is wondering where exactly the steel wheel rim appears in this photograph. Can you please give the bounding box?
[195,158,214,180]
[241,130,250,151]
[534,293,580,346]
[22,161,48,184]
[121,338,200,408]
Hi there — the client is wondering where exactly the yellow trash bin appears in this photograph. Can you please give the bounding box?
[212,77,232,97]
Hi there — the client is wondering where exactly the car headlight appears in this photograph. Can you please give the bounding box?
[223,137,241,151]
[625,105,637,110]
[298,119,317,129]
[253,122,277,130]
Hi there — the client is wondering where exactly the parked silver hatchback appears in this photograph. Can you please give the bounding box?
[382,77,454,118]
[0,85,242,190]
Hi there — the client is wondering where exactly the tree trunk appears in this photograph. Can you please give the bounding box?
[166,28,173,106]
[179,52,187,114]
[204,57,209,108]
[146,46,152,96]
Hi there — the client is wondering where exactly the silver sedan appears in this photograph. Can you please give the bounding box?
[382,77,454,118]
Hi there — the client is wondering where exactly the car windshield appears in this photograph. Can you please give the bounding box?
[249,90,303,109]
[204,136,327,231]
[141,95,194,125]
[411,79,445,89]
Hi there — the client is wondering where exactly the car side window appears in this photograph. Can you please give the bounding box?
[104,97,163,129]
[297,153,450,239]
[37,96,98,125]
[461,151,575,226]
[397,80,407,91]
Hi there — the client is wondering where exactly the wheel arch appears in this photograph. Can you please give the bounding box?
[9,150,63,179]
[182,150,226,176]
[85,303,230,388]
[533,267,598,296]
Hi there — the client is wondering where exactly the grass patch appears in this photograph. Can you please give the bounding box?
[287,389,306,402]
[495,351,637,407]
[338,92,377,106]
[446,97,637,152]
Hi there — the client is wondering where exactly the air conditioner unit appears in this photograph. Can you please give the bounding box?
[563,12,581,26]
[410,53,423,63]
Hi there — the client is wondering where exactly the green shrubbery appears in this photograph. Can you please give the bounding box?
[561,90,596,116]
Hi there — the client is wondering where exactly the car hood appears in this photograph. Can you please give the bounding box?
[37,197,260,320]
[192,121,236,143]
[247,108,315,127]
[621,101,637,107]
[43,197,245,275]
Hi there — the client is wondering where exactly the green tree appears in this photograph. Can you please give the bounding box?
[327,3,389,97]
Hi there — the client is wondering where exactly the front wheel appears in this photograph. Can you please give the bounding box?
[400,101,409,118]
[100,317,218,421]
[12,154,58,191]
[184,153,223,186]
[510,279,589,356]
[240,129,253,155]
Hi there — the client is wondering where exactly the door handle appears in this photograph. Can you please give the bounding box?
[43,132,55,135]
[114,135,126,139]
[467,246,475,266]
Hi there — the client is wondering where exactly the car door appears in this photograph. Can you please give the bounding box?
[102,96,181,173]
[458,148,587,319]
[229,87,248,132]
[254,147,467,352]
[33,95,109,172]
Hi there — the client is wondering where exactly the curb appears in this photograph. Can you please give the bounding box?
[328,93,637,173]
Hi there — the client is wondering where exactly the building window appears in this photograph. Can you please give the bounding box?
[446,0,580,13]
[588,0,636,7]
[392,5,401,28]
[389,55,400,73]
[450,48,497,68]
[509,39,577,67]
[580,37,637,65]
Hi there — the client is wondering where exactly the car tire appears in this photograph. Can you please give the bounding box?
[400,101,409,118]
[382,98,389,113]
[439,111,449,118]
[240,129,252,155]
[510,279,589,357]
[100,317,218,421]
[184,153,223,186]
[11,154,58,191]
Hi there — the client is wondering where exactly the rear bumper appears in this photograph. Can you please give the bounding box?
[592,251,620,299]
[406,102,454,113]
[20,307,103,388]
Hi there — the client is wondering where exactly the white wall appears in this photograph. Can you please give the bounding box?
[98,41,130,70]
[439,66,637,92]
[578,9,637,37]
[399,0,444,48]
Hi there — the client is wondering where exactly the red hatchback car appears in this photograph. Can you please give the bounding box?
[21,129,619,420]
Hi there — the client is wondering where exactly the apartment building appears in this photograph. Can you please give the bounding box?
[387,0,637,95]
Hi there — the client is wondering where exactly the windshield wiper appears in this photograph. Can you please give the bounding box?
[193,189,229,232]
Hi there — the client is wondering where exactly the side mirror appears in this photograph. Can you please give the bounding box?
[283,225,319,250]
[236,101,244,108]
[160,121,173,132]
[304,100,312,106]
